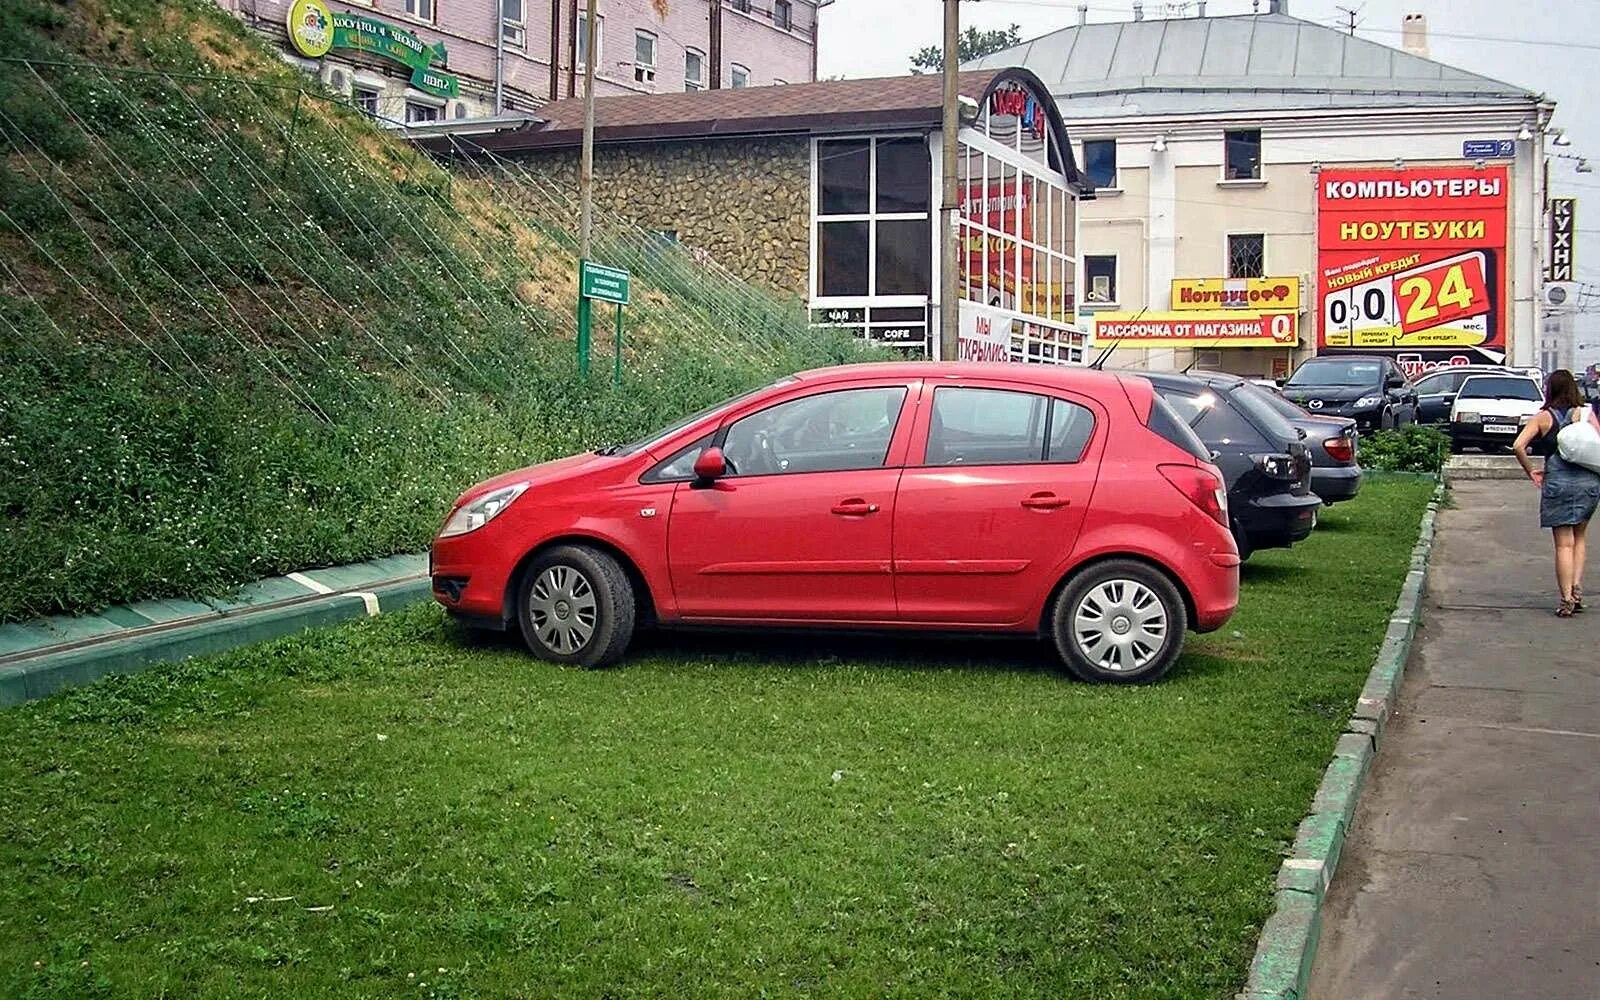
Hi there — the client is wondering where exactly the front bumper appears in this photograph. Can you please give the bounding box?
[1449,419,1525,449]
[1310,465,1362,504]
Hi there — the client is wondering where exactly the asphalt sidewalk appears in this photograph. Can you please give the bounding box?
[1309,479,1600,998]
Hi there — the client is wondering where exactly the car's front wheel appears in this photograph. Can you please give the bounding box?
[515,545,636,668]
[1049,560,1188,684]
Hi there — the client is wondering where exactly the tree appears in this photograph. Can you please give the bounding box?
[909,24,1023,74]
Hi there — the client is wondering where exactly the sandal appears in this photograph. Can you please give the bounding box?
[1557,599,1577,618]
[1575,585,1586,612]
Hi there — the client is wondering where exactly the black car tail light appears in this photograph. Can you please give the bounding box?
[1252,453,1298,480]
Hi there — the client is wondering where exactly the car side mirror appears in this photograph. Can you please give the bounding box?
[1274,378,1286,387]
[692,446,727,483]
[1386,375,1405,389]
[1208,449,1221,464]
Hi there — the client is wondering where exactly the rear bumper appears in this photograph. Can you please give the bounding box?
[1241,492,1323,550]
[1310,465,1362,504]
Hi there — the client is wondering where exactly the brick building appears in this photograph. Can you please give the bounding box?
[427,69,1093,362]
[220,0,825,123]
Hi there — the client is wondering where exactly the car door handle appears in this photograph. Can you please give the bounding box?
[830,499,880,516]
[1020,492,1071,510]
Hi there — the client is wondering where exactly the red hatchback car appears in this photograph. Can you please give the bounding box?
[430,363,1239,683]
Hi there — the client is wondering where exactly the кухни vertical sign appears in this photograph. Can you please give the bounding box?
[1317,167,1508,359]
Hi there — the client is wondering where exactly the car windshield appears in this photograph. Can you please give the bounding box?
[610,377,797,456]
[1458,376,1541,402]
[1285,360,1382,387]
[1255,385,1313,421]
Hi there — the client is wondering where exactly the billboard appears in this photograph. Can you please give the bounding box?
[1317,167,1508,362]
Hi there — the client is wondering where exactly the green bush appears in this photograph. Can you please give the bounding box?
[1358,425,1450,473]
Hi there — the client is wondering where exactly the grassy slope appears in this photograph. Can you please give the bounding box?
[0,478,1434,999]
[0,0,870,624]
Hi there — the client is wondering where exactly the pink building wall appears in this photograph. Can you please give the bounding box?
[224,0,818,114]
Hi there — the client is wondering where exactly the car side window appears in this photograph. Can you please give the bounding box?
[1415,372,1450,395]
[720,386,907,476]
[1047,398,1095,463]
[641,433,711,483]
[924,387,1051,465]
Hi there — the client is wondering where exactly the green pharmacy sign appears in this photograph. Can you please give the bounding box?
[331,13,459,98]
[288,1,459,99]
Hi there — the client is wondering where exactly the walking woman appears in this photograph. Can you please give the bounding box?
[1513,370,1600,617]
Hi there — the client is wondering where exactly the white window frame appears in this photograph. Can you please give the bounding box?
[634,29,658,85]
[684,47,706,91]
[1221,128,1265,185]
[501,0,526,47]
[403,0,436,25]
[351,85,381,117]
[1225,232,1267,279]
[809,133,934,311]
[1083,253,1119,308]
[404,97,444,124]
[577,11,604,70]
[773,78,789,86]
[1081,138,1118,192]
[730,62,750,88]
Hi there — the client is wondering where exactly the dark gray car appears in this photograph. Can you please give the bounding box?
[1250,383,1362,505]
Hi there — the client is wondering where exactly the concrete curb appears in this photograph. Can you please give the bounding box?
[1238,479,1446,1000]
[0,557,432,708]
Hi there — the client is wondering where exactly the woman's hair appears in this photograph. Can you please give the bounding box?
[1545,369,1583,410]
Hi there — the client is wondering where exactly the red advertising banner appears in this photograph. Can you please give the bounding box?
[1316,166,1508,360]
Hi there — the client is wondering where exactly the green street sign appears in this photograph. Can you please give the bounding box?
[580,261,631,305]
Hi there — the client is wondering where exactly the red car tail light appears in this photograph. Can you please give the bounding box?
[1323,435,1354,463]
[1159,463,1228,527]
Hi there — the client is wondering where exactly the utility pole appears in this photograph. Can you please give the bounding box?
[938,0,960,361]
[709,0,723,89]
[579,0,598,261]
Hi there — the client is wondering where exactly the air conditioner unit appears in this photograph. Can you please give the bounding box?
[1545,281,1578,313]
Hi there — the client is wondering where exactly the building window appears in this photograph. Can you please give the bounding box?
[577,12,603,68]
[774,0,792,30]
[731,0,751,11]
[957,144,1078,329]
[773,78,788,86]
[1227,234,1265,278]
[730,63,750,88]
[634,30,657,84]
[405,101,441,124]
[403,0,435,24]
[1084,255,1117,303]
[684,49,705,91]
[1225,128,1261,180]
[501,0,525,46]
[814,136,932,300]
[1082,139,1116,189]
[352,86,380,116]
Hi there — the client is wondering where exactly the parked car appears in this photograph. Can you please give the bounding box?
[1249,382,1362,505]
[430,363,1240,684]
[1411,364,1510,425]
[1280,355,1418,430]
[1447,371,1544,452]
[1138,371,1322,560]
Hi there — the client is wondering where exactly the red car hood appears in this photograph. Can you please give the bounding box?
[451,452,613,509]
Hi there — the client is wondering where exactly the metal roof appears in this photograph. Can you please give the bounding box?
[967,12,1540,118]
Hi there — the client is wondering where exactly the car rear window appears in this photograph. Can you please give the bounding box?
[1146,394,1211,461]
[1231,383,1303,443]
[1458,376,1541,402]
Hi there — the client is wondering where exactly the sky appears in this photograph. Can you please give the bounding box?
[816,0,1600,365]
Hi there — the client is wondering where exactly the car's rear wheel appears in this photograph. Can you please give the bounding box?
[1049,560,1188,684]
[515,545,635,668]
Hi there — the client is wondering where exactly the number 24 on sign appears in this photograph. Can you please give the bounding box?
[1395,258,1487,335]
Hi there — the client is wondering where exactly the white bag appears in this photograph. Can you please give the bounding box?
[1556,408,1600,474]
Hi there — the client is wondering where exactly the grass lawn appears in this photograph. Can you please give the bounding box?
[0,478,1434,999]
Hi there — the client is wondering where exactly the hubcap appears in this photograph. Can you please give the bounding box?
[1073,579,1168,673]
[529,565,598,654]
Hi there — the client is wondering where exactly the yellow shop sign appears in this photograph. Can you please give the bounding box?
[1171,276,1301,312]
